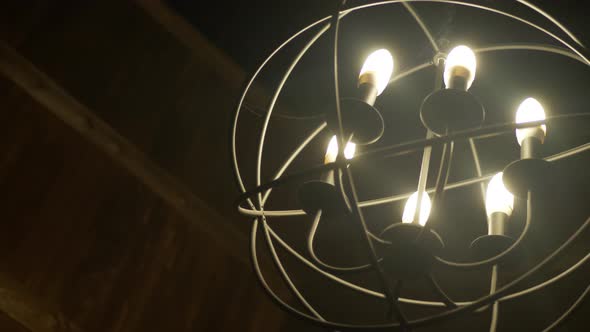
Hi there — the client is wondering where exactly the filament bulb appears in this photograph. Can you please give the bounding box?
[402,191,432,226]
[485,172,514,217]
[444,45,477,90]
[515,97,547,145]
[324,135,356,164]
[359,49,394,96]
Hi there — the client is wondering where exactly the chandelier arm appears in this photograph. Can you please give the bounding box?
[255,22,335,203]
[433,191,534,270]
[415,140,453,242]
[428,274,458,308]
[306,209,378,272]
[388,62,433,84]
[546,142,590,161]
[247,16,340,321]
[488,265,500,331]
[238,137,590,217]
[349,1,590,65]
[330,0,407,324]
[237,115,590,215]
[234,1,590,213]
[265,215,590,309]
[389,280,408,328]
[251,207,590,330]
[402,1,439,53]
[475,44,587,65]
[234,0,590,212]
[468,138,487,204]
[501,253,590,302]
[540,283,590,332]
[413,60,444,225]
[260,216,326,320]
[262,122,327,204]
[231,15,337,202]
[516,0,585,48]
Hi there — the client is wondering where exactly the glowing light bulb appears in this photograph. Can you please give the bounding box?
[358,49,394,96]
[402,191,432,226]
[443,45,477,90]
[485,172,514,217]
[324,135,356,164]
[515,97,547,145]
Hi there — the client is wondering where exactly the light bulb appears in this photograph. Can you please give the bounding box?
[485,172,514,217]
[515,97,547,145]
[443,45,477,90]
[402,191,432,226]
[324,135,356,164]
[358,49,394,96]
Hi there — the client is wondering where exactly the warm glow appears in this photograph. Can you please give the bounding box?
[515,97,547,145]
[444,45,477,90]
[324,135,356,164]
[485,172,514,217]
[359,49,394,96]
[402,191,432,226]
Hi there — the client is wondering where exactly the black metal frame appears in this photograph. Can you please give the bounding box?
[231,1,590,331]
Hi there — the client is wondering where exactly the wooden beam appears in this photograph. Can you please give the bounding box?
[0,272,83,332]
[0,43,249,265]
[135,0,271,107]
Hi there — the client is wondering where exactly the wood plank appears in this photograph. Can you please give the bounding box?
[0,42,249,265]
[0,272,83,332]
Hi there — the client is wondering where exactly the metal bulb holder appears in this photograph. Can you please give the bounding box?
[298,169,349,218]
[471,212,517,262]
[504,99,551,198]
[326,50,392,145]
[298,136,355,218]
[420,88,485,136]
[379,223,445,279]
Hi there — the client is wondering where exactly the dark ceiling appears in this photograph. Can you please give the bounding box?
[166,1,589,331]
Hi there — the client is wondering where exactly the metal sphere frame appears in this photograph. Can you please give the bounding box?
[231,1,590,331]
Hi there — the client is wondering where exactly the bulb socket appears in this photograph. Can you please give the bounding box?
[489,212,509,236]
[446,66,471,91]
[357,82,378,106]
[320,169,335,185]
[520,136,543,159]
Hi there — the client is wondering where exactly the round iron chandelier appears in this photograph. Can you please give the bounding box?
[231,1,590,331]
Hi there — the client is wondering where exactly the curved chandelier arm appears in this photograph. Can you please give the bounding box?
[238,140,590,217]
[428,274,458,308]
[475,44,587,65]
[516,0,585,48]
[234,1,590,205]
[501,251,590,302]
[262,122,327,204]
[237,115,589,210]
[266,212,590,308]
[255,24,333,196]
[260,216,325,320]
[434,191,534,270]
[251,211,590,330]
[350,1,590,65]
[330,1,407,324]
[541,283,590,332]
[307,209,379,273]
[231,19,335,200]
[402,1,439,52]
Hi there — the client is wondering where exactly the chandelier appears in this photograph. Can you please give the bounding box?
[231,1,590,330]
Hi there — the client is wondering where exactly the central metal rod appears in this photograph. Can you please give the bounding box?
[413,58,445,224]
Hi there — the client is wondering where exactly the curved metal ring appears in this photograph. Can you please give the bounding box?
[232,0,590,329]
